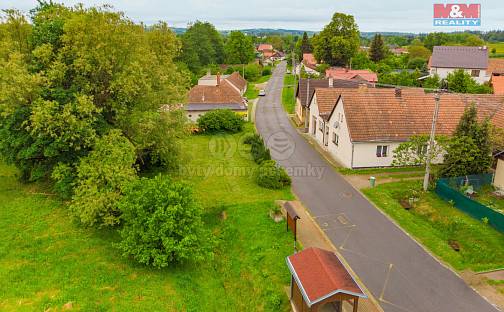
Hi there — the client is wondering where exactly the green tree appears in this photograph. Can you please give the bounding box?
[224,31,255,64]
[423,32,450,50]
[441,103,493,177]
[70,130,137,227]
[464,34,485,46]
[178,21,224,72]
[369,33,386,62]
[392,135,448,167]
[117,175,214,268]
[446,69,492,94]
[312,12,360,66]
[408,45,431,60]
[300,31,311,54]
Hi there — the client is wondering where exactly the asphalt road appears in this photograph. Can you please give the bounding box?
[255,62,499,312]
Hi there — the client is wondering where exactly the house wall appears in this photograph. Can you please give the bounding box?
[186,110,248,123]
[352,142,402,168]
[494,159,504,190]
[326,99,354,168]
[308,95,319,137]
[430,67,490,84]
[295,98,305,123]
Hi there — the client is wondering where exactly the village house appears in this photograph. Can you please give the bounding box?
[325,67,378,85]
[298,53,319,75]
[488,59,504,95]
[307,86,504,168]
[428,46,491,84]
[294,77,371,126]
[185,73,248,122]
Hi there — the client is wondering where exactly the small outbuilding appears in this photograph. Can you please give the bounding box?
[286,247,367,312]
[494,152,504,190]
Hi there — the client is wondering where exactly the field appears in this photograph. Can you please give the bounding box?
[488,42,504,58]
[363,180,504,272]
[282,73,296,113]
[0,124,295,311]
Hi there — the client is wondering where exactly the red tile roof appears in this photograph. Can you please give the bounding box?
[257,44,273,52]
[325,67,378,83]
[492,76,504,95]
[313,87,504,142]
[488,59,504,74]
[188,80,243,105]
[287,248,366,306]
[225,72,247,93]
[303,53,317,66]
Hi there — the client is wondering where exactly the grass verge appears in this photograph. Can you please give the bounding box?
[362,180,504,272]
[338,166,423,176]
[282,73,296,114]
[0,123,294,311]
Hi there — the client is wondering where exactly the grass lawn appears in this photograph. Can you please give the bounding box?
[338,166,423,176]
[282,73,296,114]
[473,185,504,214]
[488,42,504,57]
[244,82,259,100]
[362,180,504,272]
[0,123,295,311]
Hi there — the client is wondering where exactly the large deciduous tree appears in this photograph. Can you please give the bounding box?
[312,12,360,66]
[0,3,190,226]
[178,21,224,72]
[224,31,255,64]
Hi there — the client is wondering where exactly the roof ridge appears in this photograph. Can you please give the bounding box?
[312,248,343,292]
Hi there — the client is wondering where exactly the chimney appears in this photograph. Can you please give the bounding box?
[328,77,334,88]
[395,88,402,97]
[358,84,367,92]
[216,72,221,86]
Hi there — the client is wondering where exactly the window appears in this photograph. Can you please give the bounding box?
[312,117,317,135]
[376,145,388,157]
[471,70,480,77]
[319,119,324,132]
[332,133,339,146]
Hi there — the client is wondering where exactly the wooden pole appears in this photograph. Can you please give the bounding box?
[353,298,359,312]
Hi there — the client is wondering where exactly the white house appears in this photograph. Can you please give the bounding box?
[307,86,504,168]
[429,46,491,84]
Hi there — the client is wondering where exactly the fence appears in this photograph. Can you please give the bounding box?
[435,174,504,233]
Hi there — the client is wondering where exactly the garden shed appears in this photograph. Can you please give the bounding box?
[286,247,367,312]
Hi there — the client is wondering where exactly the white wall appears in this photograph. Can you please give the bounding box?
[352,142,401,168]
[494,159,504,190]
[308,95,319,137]
[326,99,353,168]
[430,67,490,84]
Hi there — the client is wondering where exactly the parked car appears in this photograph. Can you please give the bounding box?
[259,89,266,96]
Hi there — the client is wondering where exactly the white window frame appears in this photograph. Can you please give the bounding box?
[376,145,389,158]
[332,133,339,146]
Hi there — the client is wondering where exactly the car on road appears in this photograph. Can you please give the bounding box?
[259,89,266,96]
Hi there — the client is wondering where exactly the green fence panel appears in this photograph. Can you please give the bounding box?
[435,175,504,233]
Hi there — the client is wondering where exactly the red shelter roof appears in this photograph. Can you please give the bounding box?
[286,247,366,307]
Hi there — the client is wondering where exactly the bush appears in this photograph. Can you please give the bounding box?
[250,137,271,164]
[262,66,272,76]
[244,63,262,81]
[70,130,138,227]
[197,109,244,133]
[255,160,291,189]
[117,175,214,268]
[243,133,262,145]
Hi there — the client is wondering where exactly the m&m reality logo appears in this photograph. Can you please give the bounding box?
[433,4,481,26]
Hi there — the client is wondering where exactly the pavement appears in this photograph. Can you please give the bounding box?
[255,62,500,312]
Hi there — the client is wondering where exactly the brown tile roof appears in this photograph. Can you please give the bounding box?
[303,53,317,67]
[325,67,378,83]
[430,46,488,69]
[488,59,504,74]
[286,248,366,306]
[492,76,504,95]
[225,72,247,93]
[298,78,371,107]
[188,80,243,105]
[313,87,504,142]
[257,44,273,52]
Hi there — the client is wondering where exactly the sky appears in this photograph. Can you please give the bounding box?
[2,0,503,33]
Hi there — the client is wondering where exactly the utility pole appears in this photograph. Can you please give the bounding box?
[292,52,297,109]
[423,93,441,191]
[304,78,310,131]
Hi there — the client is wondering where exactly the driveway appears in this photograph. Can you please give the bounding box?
[255,62,499,312]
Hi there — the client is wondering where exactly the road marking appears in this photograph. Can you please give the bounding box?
[379,263,393,300]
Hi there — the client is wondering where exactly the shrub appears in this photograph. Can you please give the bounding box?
[70,130,138,227]
[243,133,262,145]
[251,138,271,164]
[117,175,214,268]
[197,109,244,133]
[244,63,262,81]
[262,66,272,76]
[255,160,291,189]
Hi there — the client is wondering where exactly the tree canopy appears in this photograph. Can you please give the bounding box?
[312,12,360,66]
[178,21,224,72]
[224,31,255,64]
[369,33,386,62]
[0,3,190,226]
